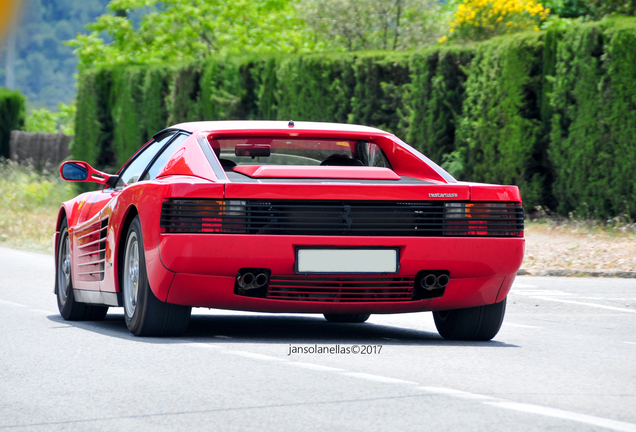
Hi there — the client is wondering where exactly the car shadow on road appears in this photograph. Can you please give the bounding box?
[46,312,519,348]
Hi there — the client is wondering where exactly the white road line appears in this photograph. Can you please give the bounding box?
[504,323,542,329]
[187,343,222,349]
[287,362,345,372]
[180,342,636,430]
[420,387,636,431]
[531,296,636,314]
[511,283,539,288]
[0,299,55,315]
[33,308,56,315]
[2,249,39,258]
[417,386,496,401]
[0,299,27,307]
[623,342,636,345]
[484,401,636,432]
[224,351,289,362]
[341,373,418,385]
[513,290,574,296]
[576,298,636,301]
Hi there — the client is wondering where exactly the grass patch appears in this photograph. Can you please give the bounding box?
[0,160,76,254]
[525,206,636,238]
[525,217,636,239]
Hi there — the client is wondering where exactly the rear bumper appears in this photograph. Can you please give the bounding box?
[156,234,524,313]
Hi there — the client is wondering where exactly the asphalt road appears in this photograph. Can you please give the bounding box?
[1,246,635,431]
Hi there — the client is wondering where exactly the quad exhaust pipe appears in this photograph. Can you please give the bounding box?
[237,269,270,290]
[420,273,450,290]
[255,272,268,288]
[238,272,255,288]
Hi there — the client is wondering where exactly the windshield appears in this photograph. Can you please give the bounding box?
[209,137,392,168]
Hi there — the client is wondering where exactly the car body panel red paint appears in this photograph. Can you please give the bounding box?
[55,120,524,316]
[224,183,471,201]
[467,184,522,202]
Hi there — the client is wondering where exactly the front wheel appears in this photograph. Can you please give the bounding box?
[122,216,191,336]
[433,298,506,341]
[323,313,370,323]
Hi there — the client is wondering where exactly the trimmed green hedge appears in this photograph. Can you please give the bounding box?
[74,18,636,218]
[458,33,548,210]
[550,18,636,218]
[0,88,26,159]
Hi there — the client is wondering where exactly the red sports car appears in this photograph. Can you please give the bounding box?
[54,121,524,339]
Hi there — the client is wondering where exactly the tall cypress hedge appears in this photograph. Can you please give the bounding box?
[405,46,473,163]
[0,88,26,159]
[458,32,548,209]
[73,18,636,219]
[550,18,636,218]
[111,66,147,166]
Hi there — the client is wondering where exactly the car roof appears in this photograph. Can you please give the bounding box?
[169,120,393,135]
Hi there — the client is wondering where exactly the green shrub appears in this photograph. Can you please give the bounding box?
[275,53,357,123]
[0,88,26,158]
[167,62,205,125]
[405,46,473,163]
[141,66,171,141]
[457,32,549,210]
[73,70,115,170]
[111,66,147,166]
[200,57,250,121]
[349,52,411,135]
[550,18,636,218]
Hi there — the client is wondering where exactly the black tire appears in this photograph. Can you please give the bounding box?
[122,216,191,336]
[56,220,108,321]
[433,298,507,341]
[323,313,370,323]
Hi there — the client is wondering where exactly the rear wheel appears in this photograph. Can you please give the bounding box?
[323,313,370,323]
[56,220,108,321]
[433,298,506,341]
[122,216,191,336]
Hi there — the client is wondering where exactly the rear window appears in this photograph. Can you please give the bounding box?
[209,137,392,169]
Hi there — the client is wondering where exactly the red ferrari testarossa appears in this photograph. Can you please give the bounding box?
[54,121,524,339]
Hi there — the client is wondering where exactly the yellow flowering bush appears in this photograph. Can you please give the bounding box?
[441,0,550,42]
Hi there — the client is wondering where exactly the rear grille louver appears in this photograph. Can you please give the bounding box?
[267,275,416,302]
[75,218,108,282]
[161,199,523,237]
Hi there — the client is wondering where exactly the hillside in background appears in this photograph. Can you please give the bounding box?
[0,0,109,109]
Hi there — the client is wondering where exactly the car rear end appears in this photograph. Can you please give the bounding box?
[155,122,524,315]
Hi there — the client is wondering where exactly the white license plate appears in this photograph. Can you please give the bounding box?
[296,248,398,274]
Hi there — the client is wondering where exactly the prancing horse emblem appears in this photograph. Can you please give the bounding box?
[340,204,353,230]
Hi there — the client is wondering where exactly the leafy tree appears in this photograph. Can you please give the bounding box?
[587,0,636,18]
[25,103,76,134]
[297,0,443,51]
[68,0,316,70]
[542,0,591,18]
[542,0,636,20]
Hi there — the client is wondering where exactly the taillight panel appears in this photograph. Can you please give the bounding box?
[161,199,524,237]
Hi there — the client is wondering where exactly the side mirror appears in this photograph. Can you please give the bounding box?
[60,161,118,188]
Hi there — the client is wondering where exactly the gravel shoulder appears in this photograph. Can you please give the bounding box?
[521,223,636,277]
